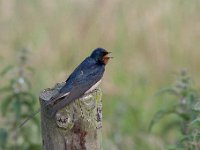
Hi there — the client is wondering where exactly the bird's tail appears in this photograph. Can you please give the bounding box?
[18,108,41,128]
[18,97,57,128]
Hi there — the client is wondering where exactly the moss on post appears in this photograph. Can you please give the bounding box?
[39,83,102,150]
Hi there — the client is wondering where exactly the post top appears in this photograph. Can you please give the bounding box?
[39,82,65,101]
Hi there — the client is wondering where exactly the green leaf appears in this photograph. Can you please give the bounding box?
[0,128,8,149]
[9,78,17,87]
[20,92,36,103]
[177,135,192,147]
[13,96,22,119]
[148,108,175,131]
[193,101,200,112]
[28,144,41,150]
[0,65,14,76]
[167,144,184,150]
[1,94,15,115]
[190,118,200,127]
[162,121,181,133]
[155,87,178,96]
[22,101,34,110]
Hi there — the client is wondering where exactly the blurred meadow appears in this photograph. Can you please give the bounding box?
[1,0,200,149]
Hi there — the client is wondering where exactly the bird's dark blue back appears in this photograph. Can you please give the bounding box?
[49,56,105,112]
[65,57,98,86]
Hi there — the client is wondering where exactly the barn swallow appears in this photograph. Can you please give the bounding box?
[48,48,112,115]
[19,48,112,128]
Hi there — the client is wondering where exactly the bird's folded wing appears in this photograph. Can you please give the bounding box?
[50,66,104,115]
[47,57,94,105]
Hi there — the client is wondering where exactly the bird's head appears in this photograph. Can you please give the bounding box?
[90,48,112,65]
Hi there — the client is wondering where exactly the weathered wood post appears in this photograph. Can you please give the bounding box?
[39,83,103,150]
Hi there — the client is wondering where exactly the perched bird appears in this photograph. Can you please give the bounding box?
[48,48,112,115]
[19,48,112,127]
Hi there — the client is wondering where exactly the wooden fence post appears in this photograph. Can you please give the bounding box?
[39,83,103,150]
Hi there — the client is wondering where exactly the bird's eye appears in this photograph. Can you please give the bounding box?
[103,51,108,56]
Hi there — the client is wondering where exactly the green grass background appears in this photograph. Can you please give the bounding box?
[0,0,200,149]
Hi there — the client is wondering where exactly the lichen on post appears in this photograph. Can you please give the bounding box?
[39,82,102,150]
